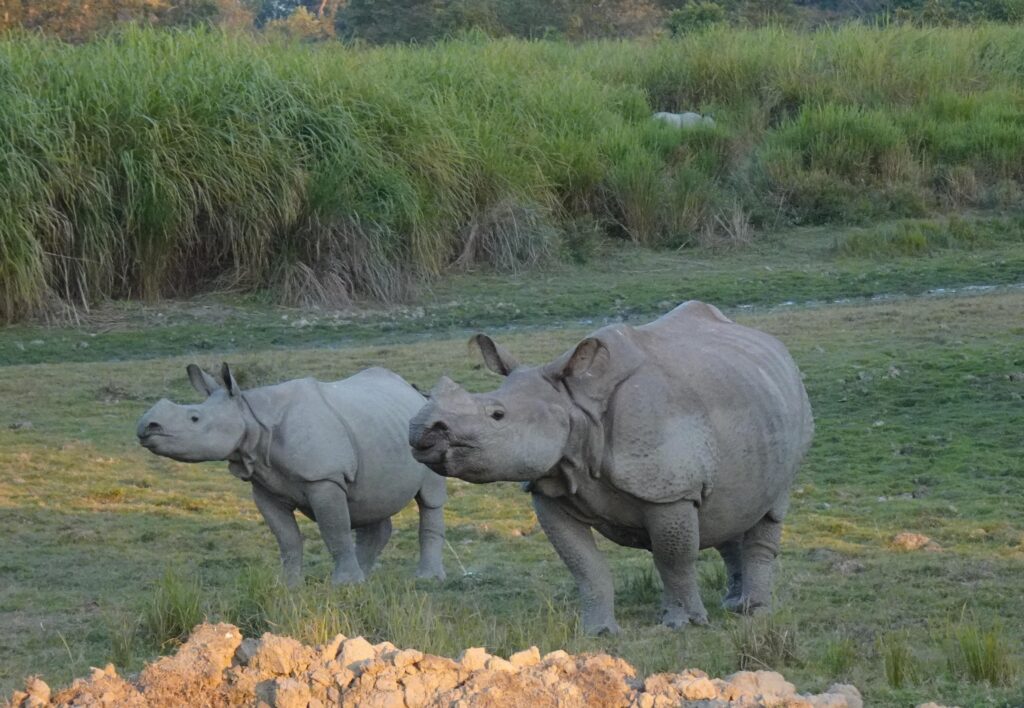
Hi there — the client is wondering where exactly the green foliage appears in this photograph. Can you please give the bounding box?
[4,26,1024,320]
[141,568,205,650]
[945,618,1018,686]
[666,1,727,35]
[879,633,917,689]
[820,637,858,678]
[729,614,799,670]
[837,215,1024,258]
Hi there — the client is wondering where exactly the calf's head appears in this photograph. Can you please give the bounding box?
[136,364,246,463]
[409,332,639,485]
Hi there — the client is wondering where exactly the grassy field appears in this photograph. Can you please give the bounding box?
[1,228,1023,705]
[4,25,1024,320]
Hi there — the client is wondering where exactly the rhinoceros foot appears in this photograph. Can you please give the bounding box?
[661,605,709,629]
[331,566,366,585]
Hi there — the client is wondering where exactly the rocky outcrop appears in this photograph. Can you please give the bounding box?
[8,623,867,707]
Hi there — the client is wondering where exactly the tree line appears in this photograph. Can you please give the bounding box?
[3,0,1021,43]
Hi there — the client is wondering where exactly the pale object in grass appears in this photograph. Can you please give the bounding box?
[137,365,447,586]
[652,111,716,128]
[410,301,812,634]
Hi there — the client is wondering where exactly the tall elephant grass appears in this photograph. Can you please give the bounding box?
[3,24,1024,320]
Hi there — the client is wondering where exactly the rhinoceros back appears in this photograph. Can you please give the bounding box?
[318,368,429,484]
[610,301,812,538]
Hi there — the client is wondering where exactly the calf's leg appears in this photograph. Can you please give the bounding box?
[414,492,446,581]
[252,483,303,588]
[307,480,364,584]
[533,493,619,635]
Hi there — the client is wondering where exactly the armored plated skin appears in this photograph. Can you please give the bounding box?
[409,301,812,634]
[137,365,447,586]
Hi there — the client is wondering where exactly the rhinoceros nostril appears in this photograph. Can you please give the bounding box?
[144,422,163,435]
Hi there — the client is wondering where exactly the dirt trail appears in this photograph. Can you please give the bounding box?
[5,623,876,707]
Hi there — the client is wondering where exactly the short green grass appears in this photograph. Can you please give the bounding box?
[1,249,1023,706]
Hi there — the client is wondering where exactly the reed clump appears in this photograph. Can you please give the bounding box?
[3,24,1024,320]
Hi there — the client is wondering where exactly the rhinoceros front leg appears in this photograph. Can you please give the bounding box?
[717,537,745,612]
[355,518,392,575]
[307,480,365,584]
[414,476,447,581]
[532,494,619,635]
[252,483,304,588]
[648,500,708,628]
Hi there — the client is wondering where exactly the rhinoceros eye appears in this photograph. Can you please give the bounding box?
[490,409,505,421]
[190,414,200,423]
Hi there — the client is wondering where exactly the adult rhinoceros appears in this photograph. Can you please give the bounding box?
[409,301,812,634]
[137,364,447,586]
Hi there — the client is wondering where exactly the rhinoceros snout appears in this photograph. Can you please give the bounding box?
[138,420,164,438]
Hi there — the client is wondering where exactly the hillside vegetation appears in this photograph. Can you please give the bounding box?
[3,25,1024,320]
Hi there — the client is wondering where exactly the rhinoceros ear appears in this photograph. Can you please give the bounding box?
[187,364,220,397]
[221,363,240,397]
[547,330,645,411]
[470,334,520,376]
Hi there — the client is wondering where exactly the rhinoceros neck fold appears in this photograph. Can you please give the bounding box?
[530,401,605,497]
[228,391,276,481]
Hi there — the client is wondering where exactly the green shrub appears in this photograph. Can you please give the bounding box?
[666,2,727,36]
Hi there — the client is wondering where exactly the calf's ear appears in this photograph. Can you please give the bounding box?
[187,364,220,397]
[221,363,241,397]
[470,334,520,376]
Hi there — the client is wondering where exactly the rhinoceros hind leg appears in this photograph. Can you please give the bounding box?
[649,500,708,628]
[356,518,393,575]
[414,494,446,581]
[533,494,620,635]
[307,480,365,585]
[717,537,745,612]
[737,514,781,614]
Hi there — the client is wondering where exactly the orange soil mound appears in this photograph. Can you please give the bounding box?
[8,623,866,707]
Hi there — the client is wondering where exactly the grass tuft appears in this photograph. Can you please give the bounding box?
[729,613,799,670]
[944,618,1018,686]
[141,568,205,651]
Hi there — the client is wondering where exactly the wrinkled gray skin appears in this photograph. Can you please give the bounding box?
[137,364,447,586]
[410,301,812,634]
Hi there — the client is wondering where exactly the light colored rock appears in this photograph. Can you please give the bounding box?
[319,633,346,661]
[247,633,310,676]
[827,683,863,708]
[235,637,261,666]
[264,677,311,708]
[391,648,423,669]
[892,532,931,550]
[722,670,797,701]
[337,636,376,672]
[459,646,491,672]
[485,656,517,673]
[682,676,719,700]
[24,677,50,704]
[509,646,541,668]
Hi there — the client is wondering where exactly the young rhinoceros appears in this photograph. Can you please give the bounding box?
[137,364,447,586]
[409,301,812,635]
